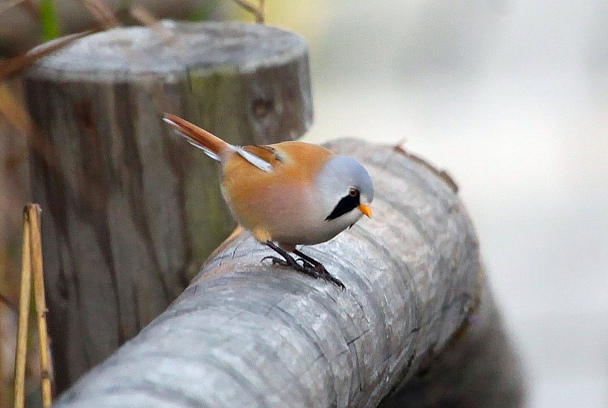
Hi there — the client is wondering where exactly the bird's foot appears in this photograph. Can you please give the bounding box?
[261,255,291,268]
[263,242,345,289]
[262,255,325,281]
[294,250,345,289]
[312,266,346,290]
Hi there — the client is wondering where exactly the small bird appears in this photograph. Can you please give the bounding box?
[163,114,374,288]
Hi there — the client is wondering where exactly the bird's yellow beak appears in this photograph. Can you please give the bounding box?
[358,205,372,218]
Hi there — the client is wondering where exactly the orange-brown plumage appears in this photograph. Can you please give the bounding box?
[222,142,334,248]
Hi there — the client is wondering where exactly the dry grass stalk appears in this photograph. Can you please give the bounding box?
[28,204,52,407]
[13,207,33,408]
[13,204,53,408]
[0,0,40,17]
[232,0,265,23]
[78,0,120,29]
[129,5,175,43]
[0,290,17,312]
[18,0,40,19]
[0,30,94,80]
[0,0,26,14]
[0,82,32,135]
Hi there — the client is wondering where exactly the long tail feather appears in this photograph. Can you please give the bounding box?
[162,113,230,161]
[162,113,274,172]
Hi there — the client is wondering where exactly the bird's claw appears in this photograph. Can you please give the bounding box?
[295,259,344,288]
[262,255,345,289]
[262,256,290,267]
[315,267,345,290]
[294,262,345,289]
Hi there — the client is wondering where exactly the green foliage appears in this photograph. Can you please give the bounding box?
[40,0,61,41]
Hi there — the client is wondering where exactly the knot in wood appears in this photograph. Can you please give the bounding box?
[252,98,275,118]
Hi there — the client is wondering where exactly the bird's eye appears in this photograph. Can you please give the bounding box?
[349,188,359,197]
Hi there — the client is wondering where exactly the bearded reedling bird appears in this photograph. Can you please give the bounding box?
[163,113,374,288]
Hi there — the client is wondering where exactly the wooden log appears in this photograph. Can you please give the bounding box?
[24,21,312,392]
[380,278,525,407]
[50,141,523,407]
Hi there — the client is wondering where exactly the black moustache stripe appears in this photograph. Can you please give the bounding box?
[325,194,360,221]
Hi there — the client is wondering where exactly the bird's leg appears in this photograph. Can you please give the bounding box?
[292,249,324,269]
[261,242,300,269]
[263,241,345,289]
[293,249,345,289]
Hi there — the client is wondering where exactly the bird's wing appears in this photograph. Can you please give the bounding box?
[234,146,274,172]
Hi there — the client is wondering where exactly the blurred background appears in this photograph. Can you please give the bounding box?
[1,0,607,407]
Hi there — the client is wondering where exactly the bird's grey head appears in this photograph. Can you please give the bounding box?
[316,155,374,222]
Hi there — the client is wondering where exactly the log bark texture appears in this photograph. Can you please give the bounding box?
[51,141,523,407]
[381,278,525,407]
[24,21,312,392]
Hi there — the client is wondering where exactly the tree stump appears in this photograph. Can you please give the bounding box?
[24,21,312,392]
[50,141,524,407]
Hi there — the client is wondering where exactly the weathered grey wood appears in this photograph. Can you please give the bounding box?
[24,21,312,392]
[380,277,525,407]
[50,141,522,407]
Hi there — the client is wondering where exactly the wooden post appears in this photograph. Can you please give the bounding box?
[24,21,312,392]
[49,141,524,407]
